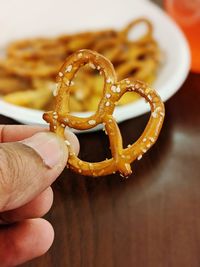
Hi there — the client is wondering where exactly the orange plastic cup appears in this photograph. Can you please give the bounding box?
[165,0,200,73]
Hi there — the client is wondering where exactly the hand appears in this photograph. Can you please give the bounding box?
[0,125,79,267]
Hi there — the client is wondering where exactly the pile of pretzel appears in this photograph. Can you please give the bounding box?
[0,18,161,111]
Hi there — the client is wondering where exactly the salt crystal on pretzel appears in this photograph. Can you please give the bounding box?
[43,49,165,177]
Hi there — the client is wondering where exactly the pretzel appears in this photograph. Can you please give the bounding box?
[120,18,153,44]
[0,58,61,78]
[43,50,165,177]
[7,38,67,60]
[4,87,52,109]
[116,57,157,81]
[7,30,117,60]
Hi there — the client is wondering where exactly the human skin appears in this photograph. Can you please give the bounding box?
[0,125,79,267]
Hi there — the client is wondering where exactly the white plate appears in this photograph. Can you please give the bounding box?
[0,0,190,131]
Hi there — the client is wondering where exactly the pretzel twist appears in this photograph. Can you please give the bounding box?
[43,49,165,177]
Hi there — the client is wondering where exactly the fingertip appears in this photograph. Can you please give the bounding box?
[35,186,54,218]
[22,132,68,169]
[0,187,54,223]
[0,218,54,266]
[15,218,55,257]
[32,218,55,255]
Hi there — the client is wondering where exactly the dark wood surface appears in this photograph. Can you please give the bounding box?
[1,72,199,267]
[1,2,200,266]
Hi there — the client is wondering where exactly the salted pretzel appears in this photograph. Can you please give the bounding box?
[120,18,153,44]
[43,50,165,177]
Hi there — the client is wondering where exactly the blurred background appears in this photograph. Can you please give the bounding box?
[0,0,200,266]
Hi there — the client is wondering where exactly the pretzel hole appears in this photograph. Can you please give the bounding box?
[118,91,140,106]
[129,67,139,76]
[78,131,112,162]
[117,66,140,82]
[120,112,150,148]
[68,64,104,113]
[137,53,147,61]
[128,22,149,41]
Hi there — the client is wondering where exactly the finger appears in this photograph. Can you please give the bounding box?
[0,125,48,143]
[0,218,54,267]
[64,129,80,155]
[0,125,80,155]
[0,187,53,224]
[0,132,69,212]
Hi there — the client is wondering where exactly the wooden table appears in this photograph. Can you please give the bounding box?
[2,3,200,267]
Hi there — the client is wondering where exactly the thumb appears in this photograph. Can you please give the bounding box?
[0,132,68,212]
